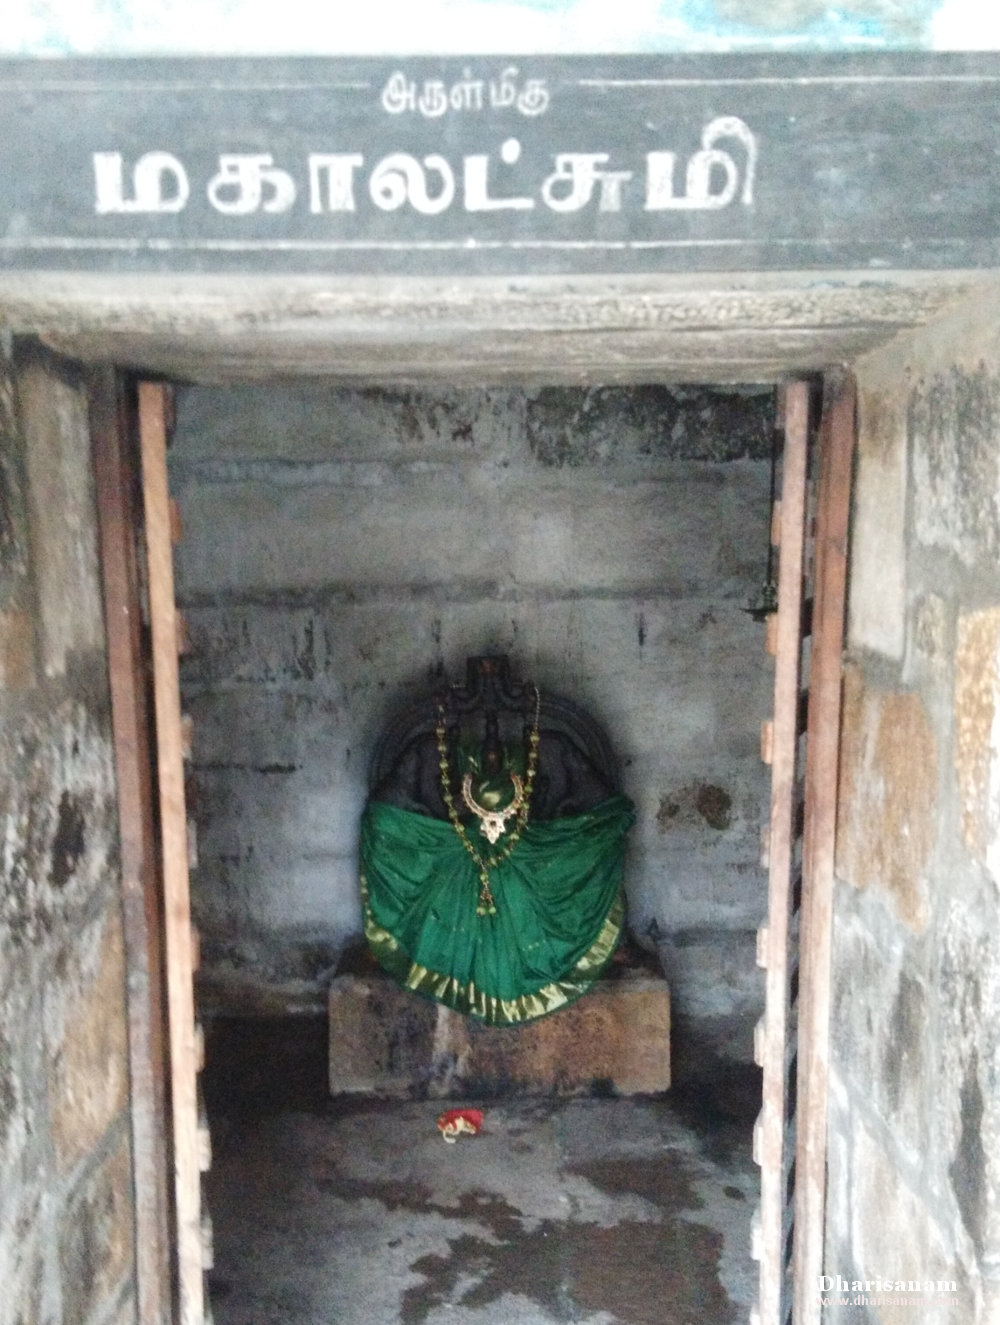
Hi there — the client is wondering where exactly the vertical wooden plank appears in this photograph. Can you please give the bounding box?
[139,381,205,1325]
[757,380,810,1325]
[89,369,173,1325]
[793,372,856,1325]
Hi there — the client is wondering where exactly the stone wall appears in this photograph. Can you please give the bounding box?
[825,291,1000,1321]
[0,347,137,1324]
[170,383,775,1054]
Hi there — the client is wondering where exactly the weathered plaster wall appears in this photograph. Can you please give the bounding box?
[0,347,137,1325]
[171,383,774,1054]
[3,0,993,55]
[826,289,1000,1321]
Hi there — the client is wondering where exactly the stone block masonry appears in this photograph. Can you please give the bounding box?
[825,289,1000,1323]
[954,606,1000,880]
[836,664,936,934]
[171,383,774,1051]
[328,967,671,1098]
[0,345,138,1325]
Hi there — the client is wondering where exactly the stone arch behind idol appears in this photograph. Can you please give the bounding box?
[369,654,620,821]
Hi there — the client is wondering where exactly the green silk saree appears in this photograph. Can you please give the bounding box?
[360,793,634,1027]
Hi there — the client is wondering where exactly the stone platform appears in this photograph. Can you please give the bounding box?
[328,956,670,1099]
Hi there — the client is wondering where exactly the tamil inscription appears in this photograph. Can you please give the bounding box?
[0,53,997,275]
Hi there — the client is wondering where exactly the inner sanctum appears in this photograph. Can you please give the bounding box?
[171,377,775,1320]
[173,380,773,1057]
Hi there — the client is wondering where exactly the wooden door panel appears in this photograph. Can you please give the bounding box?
[752,375,854,1325]
[753,380,812,1325]
[91,370,173,1325]
[139,381,210,1325]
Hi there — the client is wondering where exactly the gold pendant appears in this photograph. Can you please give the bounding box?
[461,772,525,844]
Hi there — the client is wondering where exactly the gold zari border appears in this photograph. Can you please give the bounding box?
[361,875,625,1027]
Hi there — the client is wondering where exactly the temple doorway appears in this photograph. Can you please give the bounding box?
[104,365,848,1325]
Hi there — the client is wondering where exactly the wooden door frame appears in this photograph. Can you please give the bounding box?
[755,379,812,1325]
[754,371,855,1325]
[793,371,855,1325]
[92,374,209,1325]
[90,369,174,1325]
[138,381,208,1325]
[90,360,853,1325]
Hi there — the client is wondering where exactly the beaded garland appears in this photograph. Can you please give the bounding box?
[435,685,541,916]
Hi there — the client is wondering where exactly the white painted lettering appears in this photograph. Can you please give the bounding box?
[208,154,296,215]
[381,72,417,114]
[687,147,739,207]
[704,115,757,204]
[644,152,681,210]
[450,69,485,112]
[369,152,455,215]
[91,113,758,229]
[645,116,757,211]
[542,153,632,213]
[463,139,534,212]
[308,154,365,212]
[489,66,519,110]
[382,65,549,118]
[93,151,189,214]
[516,78,549,117]
[418,80,448,118]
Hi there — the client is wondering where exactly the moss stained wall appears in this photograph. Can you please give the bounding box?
[827,290,1000,1322]
[0,346,137,1325]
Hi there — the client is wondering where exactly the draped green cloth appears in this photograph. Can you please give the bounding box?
[360,794,634,1026]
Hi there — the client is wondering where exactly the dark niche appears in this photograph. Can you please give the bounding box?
[369,654,619,821]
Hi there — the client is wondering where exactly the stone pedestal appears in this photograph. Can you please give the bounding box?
[328,967,670,1098]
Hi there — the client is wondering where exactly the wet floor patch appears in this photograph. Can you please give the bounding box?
[399,1168,733,1325]
[206,1096,755,1325]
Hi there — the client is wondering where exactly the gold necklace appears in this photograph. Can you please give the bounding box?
[435,686,541,916]
[460,771,526,844]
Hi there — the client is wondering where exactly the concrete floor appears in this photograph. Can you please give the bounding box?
[203,1019,759,1325]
